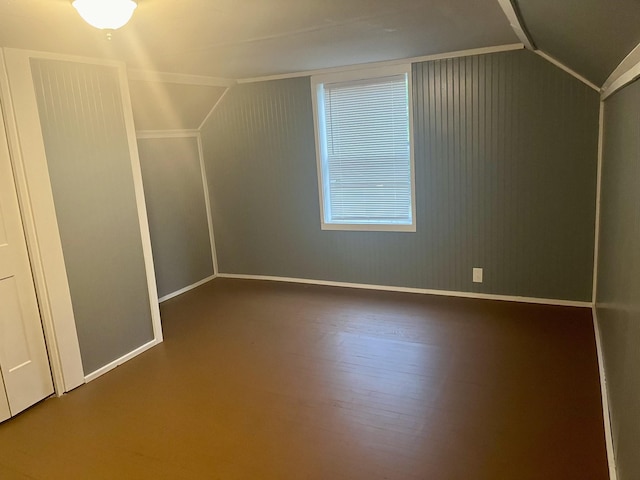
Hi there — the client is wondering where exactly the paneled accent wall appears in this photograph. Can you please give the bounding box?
[597,78,640,480]
[137,136,214,298]
[31,59,155,375]
[413,50,599,300]
[201,49,599,301]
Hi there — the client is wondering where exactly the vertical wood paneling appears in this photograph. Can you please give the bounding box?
[597,78,640,480]
[31,59,154,375]
[201,50,599,301]
[137,136,214,298]
[412,50,599,300]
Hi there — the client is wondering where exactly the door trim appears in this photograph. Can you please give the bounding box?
[0,49,83,394]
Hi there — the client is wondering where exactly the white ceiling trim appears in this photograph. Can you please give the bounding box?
[496,0,535,50]
[128,69,235,87]
[2,47,125,69]
[534,50,600,92]
[601,43,640,100]
[136,130,200,139]
[237,44,524,84]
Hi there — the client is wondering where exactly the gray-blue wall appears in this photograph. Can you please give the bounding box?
[596,78,640,480]
[201,49,599,301]
[31,59,155,375]
[137,136,214,299]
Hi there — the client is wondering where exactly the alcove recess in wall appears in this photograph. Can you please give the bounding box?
[129,76,228,301]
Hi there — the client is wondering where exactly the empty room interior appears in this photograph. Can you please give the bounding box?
[0,0,639,478]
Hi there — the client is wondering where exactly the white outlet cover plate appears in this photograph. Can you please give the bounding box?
[473,268,483,283]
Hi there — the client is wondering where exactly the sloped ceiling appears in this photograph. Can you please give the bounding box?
[514,0,640,86]
[0,0,517,79]
[129,80,226,131]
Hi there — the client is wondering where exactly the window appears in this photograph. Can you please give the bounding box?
[311,65,415,232]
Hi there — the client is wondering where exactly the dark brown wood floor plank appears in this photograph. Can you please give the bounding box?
[0,278,608,479]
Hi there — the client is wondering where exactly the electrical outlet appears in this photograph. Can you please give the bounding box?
[473,268,483,283]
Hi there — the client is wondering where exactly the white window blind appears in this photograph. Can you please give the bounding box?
[316,70,413,229]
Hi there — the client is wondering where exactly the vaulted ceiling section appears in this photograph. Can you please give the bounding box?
[514,0,640,86]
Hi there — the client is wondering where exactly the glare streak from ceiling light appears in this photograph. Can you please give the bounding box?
[72,0,137,30]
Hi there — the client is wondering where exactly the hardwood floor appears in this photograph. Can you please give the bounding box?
[0,278,608,479]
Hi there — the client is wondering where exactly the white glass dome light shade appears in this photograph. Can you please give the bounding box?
[72,0,137,30]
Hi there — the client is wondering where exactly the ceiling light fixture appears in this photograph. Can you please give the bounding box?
[72,0,137,30]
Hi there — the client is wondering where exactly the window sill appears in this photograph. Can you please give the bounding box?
[321,223,416,233]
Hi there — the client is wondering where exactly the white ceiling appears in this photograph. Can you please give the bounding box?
[0,0,518,79]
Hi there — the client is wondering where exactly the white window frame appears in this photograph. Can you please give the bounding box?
[311,64,417,232]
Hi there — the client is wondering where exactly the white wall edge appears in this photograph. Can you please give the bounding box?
[601,52,640,101]
[236,44,524,84]
[136,129,199,139]
[534,50,600,92]
[120,65,164,345]
[127,68,235,87]
[198,87,231,131]
[602,42,640,96]
[196,134,219,275]
[592,102,604,303]
[592,307,618,480]
[496,0,535,50]
[158,274,217,303]
[217,273,592,308]
[84,339,160,383]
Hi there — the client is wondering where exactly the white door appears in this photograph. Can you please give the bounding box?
[0,369,9,422]
[0,101,53,420]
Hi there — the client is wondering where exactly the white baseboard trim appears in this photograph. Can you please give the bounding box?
[592,306,618,480]
[217,273,592,308]
[84,338,160,383]
[158,274,217,303]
